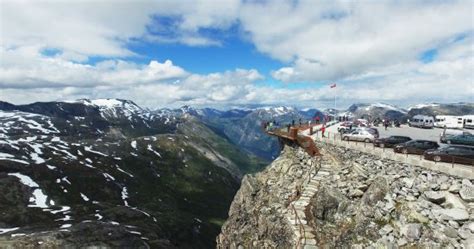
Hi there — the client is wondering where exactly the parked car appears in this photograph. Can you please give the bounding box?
[393,140,439,155]
[424,146,474,165]
[444,134,474,146]
[340,127,379,137]
[341,129,377,142]
[373,136,411,148]
[440,129,471,143]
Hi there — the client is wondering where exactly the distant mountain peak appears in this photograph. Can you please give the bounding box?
[76,98,141,110]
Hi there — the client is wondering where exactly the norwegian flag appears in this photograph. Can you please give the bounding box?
[330,83,337,88]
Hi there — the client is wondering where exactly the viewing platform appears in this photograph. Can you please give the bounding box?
[265,123,324,157]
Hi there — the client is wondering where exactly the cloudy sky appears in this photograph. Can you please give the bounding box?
[0,0,473,109]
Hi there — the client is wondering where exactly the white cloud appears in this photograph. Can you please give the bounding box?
[240,0,473,82]
[0,46,188,88]
[0,0,472,108]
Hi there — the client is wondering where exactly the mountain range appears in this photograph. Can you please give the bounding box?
[0,99,473,247]
[0,99,266,248]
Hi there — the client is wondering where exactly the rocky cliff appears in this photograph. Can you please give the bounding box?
[217,142,474,248]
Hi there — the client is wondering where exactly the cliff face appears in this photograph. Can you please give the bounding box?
[217,142,474,248]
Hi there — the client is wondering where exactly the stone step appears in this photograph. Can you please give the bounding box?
[303,244,319,249]
[287,219,308,225]
[293,202,309,208]
[301,193,315,198]
[288,209,306,217]
[299,197,311,202]
[303,239,318,245]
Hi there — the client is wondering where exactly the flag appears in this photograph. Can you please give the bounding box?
[330,83,336,88]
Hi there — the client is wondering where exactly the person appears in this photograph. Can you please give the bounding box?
[263,121,267,131]
[384,120,389,130]
[299,118,302,127]
[321,125,326,138]
[349,123,353,130]
[292,119,295,127]
[287,123,291,132]
[316,116,320,124]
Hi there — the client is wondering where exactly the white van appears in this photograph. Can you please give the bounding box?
[409,115,434,128]
[434,115,463,129]
[463,115,474,129]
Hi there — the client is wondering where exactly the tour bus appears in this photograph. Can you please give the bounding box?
[434,115,463,129]
[409,115,434,128]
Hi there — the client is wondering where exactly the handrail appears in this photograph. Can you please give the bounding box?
[290,202,306,249]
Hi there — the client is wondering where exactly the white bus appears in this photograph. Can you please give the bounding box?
[409,115,434,128]
[434,115,463,129]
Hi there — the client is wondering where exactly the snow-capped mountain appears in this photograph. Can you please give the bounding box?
[0,99,266,248]
[407,102,474,117]
[346,102,407,121]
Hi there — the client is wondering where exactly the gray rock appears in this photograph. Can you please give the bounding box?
[443,227,458,238]
[467,222,474,233]
[349,189,364,198]
[448,220,459,229]
[379,224,394,236]
[458,228,473,240]
[440,183,450,191]
[401,223,422,241]
[444,192,467,209]
[397,237,407,246]
[463,238,474,249]
[448,183,461,193]
[403,178,415,188]
[459,184,474,202]
[424,191,446,204]
[433,208,470,221]
[462,179,472,186]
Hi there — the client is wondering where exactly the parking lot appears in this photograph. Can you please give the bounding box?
[326,123,453,143]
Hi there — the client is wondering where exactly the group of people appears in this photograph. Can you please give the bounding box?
[262,120,278,131]
[262,118,327,137]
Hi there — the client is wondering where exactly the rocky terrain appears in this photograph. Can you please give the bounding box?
[218,141,474,248]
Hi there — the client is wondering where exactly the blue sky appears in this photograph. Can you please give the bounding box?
[0,0,472,109]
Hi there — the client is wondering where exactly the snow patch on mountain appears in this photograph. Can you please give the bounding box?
[8,173,50,208]
[408,103,440,110]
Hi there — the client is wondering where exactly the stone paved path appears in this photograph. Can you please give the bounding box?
[285,150,341,249]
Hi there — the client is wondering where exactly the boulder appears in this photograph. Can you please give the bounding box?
[467,222,474,233]
[459,184,474,202]
[361,177,389,206]
[444,192,467,209]
[432,208,470,221]
[424,191,445,204]
[401,223,422,241]
[462,179,472,186]
[448,183,462,193]
[463,238,474,249]
[349,189,364,198]
[443,227,458,238]
[379,224,393,236]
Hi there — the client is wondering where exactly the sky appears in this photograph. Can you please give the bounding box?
[0,0,473,110]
